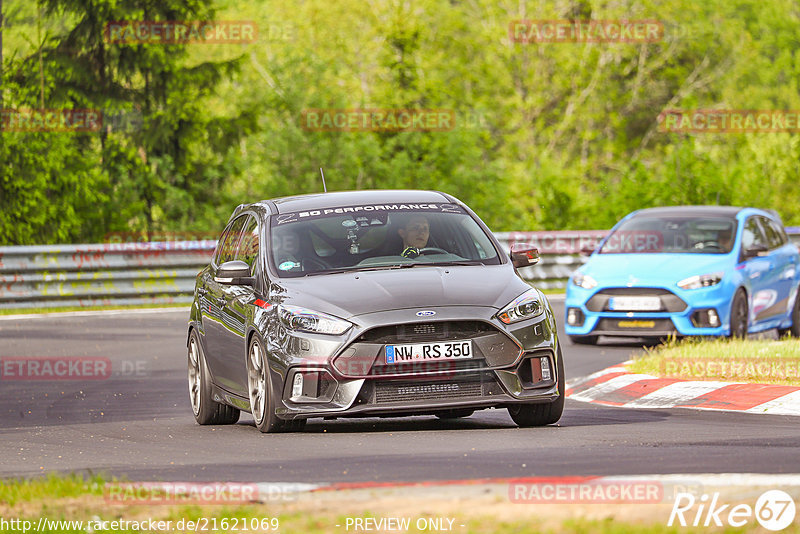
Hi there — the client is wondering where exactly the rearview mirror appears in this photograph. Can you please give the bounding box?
[215,260,255,286]
[510,243,540,268]
[742,244,768,260]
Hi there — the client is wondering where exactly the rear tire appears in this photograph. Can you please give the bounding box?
[507,346,565,427]
[569,335,598,345]
[188,330,240,425]
[777,292,800,338]
[728,289,748,339]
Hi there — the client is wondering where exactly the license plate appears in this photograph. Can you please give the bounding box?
[609,296,661,311]
[385,340,473,364]
[618,320,656,328]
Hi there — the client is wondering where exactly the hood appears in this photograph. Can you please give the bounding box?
[272,264,530,319]
[580,253,731,287]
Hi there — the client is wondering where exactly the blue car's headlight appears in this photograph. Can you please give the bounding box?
[677,272,724,290]
[572,272,598,290]
[278,305,352,335]
[497,288,545,324]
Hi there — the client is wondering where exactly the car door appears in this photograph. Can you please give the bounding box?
[215,214,261,395]
[203,215,248,383]
[760,216,796,322]
[739,216,773,327]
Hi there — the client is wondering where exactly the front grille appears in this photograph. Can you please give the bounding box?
[356,321,496,343]
[370,359,487,377]
[586,288,687,313]
[333,321,521,378]
[375,380,482,402]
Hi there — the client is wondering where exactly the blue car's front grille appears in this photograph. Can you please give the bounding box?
[586,288,687,313]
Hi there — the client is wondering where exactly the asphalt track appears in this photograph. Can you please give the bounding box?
[1,302,798,483]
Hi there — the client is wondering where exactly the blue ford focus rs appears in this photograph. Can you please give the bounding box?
[565,206,800,344]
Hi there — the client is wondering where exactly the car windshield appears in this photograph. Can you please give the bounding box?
[269,203,501,277]
[599,215,738,254]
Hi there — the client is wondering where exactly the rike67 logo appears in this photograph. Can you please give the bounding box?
[669,490,796,531]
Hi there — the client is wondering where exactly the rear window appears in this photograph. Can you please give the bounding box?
[269,203,500,277]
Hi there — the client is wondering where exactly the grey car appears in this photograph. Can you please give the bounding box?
[187,190,564,432]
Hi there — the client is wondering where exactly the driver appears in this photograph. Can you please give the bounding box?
[398,215,430,258]
[718,228,734,252]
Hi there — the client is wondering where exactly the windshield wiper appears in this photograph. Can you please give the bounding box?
[398,260,482,267]
[301,265,406,276]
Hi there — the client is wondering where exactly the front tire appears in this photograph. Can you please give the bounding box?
[247,337,285,433]
[507,346,565,427]
[188,330,240,425]
[728,289,748,339]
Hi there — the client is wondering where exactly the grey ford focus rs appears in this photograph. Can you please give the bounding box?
[187,190,564,432]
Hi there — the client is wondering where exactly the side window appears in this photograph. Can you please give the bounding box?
[235,216,260,274]
[764,218,788,248]
[741,217,766,251]
[760,217,783,250]
[217,215,248,265]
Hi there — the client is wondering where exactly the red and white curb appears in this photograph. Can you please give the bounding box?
[566,364,800,416]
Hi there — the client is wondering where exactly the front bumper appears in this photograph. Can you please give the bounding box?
[565,283,733,337]
[267,304,562,419]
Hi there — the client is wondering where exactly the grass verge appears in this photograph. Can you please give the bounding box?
[3,474,789,534]
[627,337,800,386]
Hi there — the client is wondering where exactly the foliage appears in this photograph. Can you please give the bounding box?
[2,0,800,244]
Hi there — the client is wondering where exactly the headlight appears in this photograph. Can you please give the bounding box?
[677,272,723,290]
[278,305,352,335]
[497,288,545,324]
[572,272,597,289]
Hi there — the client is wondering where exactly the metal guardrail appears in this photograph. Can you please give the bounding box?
[0,241,216,309]
[1,229,799,309]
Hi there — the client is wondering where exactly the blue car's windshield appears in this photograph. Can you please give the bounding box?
[599,216,738,254]
[269,204,501,277]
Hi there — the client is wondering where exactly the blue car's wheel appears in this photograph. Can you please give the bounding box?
[728,289,748,339]
[778,293,800,338]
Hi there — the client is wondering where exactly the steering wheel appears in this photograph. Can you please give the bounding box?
[418,247,449,255]
[693,240,721,251]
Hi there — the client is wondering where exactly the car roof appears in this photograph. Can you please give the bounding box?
[255,189,454,214]
[630,206,744,218]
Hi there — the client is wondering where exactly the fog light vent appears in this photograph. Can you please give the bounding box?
[291,373,303,398]
[567,307,584,326]
[540,358,551,381]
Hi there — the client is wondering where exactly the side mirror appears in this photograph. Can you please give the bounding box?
[579,244,596,257]
[510,243,540,268]
[742,244,768,260]
[215,260,255,286]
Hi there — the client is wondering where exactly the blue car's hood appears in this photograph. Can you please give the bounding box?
[581,253,730,287]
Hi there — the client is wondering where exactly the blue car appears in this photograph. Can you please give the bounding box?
[565,206,800,344]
